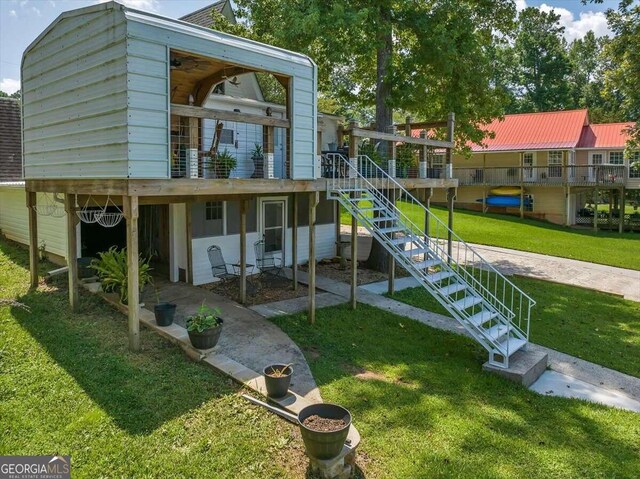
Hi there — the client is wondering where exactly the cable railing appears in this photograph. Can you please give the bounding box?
[328,153,536,363]
[453,165,627,186]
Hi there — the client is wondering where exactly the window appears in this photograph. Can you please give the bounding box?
[219,128,234,144]
[212,83,225,95]
[548,151,562,178]
[608,151,624,165]
[523,152,535,181]
[205,201,224,221]
[524,194,534,212]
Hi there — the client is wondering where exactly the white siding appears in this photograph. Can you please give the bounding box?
[191,224,335,286]
[0,186,67,259]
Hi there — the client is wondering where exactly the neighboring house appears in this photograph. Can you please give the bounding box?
[424,109,638,229]
[0,98,68,263]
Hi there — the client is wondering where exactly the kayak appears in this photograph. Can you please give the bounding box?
[476,196,530,207]
[490,186,523,196]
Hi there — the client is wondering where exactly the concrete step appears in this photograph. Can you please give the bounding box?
[483,348,548,387]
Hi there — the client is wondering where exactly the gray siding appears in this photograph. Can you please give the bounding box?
[22,8,129,178]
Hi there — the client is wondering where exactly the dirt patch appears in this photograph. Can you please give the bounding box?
[347,365,416,388]
[301,259,388,285]
[302,415,347,432]
[199,275,308,306]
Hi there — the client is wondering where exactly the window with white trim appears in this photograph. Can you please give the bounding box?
[608,151,624,165]
[205,201,224,221]
[548,151,563,178]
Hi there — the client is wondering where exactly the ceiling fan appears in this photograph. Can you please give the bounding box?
[169,54,202,70]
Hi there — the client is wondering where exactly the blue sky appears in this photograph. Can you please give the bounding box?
[0,0,623,94]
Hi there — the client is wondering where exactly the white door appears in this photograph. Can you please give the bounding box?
[260,199,286,257]
[523,152,535,181]
[589,152,604,181]
[548,151,563,179]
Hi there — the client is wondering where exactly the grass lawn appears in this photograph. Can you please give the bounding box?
[272,304,640,479]
[387,277,640,378]
[0,239,305,479]
[340,203,640,270]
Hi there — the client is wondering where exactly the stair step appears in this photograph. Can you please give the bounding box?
[379,226,406,234]
[360,207,386,213]
[414,259,441,270]
[497,337,528,356]
[390,236,414,245]
[484,324,509,341]
[425,271,455,283]
[403,247,431,257]
[339,188,367,193]
[438,283,467,296]
[451,295,483,310]
[467,310,499,328]
[371,216,397,223]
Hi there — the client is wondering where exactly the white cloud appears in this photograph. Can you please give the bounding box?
[0,78,21,95]
[519,1,611,41]
[95,0,159,12]
[9,9,17,17]
[31,5,41,16]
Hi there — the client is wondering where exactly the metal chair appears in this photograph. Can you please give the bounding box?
[254,239,284,279]
[207,245,236,282]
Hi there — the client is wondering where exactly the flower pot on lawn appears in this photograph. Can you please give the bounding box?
[298,403,352,460]
[186,303,224,350]
[263,364,293,399]
[154,302,176,327]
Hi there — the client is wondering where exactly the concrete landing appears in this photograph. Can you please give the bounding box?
[250,291,346,318]
[482,349,548,387]
[531,370,640,413]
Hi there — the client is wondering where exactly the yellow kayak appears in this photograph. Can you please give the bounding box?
[490,186,523,196]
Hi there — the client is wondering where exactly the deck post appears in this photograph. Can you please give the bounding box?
[334,201,341,257]
[565,186,571,226]
[446,113,455,261]
[423,187,432,240]
[239,199,247,304]
[263,125,275,179]
[123,195,140,352]
[446,188,455,261]
[619,188,625,234]
[519,152,525,219]
[308,191,319,324]
[388,189,396,295]
[593,188,598,231]
[26,191,38,288]
[64,194,79,312]
[292,193,298,291]
[350,213,357,310]
[186,202,193,284]
[608,190,614,227]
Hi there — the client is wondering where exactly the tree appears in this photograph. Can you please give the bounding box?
[0,90,21,100]
[212,0,517,270]
[512,7,571,112]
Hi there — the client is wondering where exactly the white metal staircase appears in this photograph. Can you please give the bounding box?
[326,154,536,368]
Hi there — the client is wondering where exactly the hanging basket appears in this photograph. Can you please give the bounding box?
[77,195,104,224]
[96,212,124,228]
[33,204,55,216]
[50,205,66,218]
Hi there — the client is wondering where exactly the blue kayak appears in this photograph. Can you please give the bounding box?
[476,196,530,207]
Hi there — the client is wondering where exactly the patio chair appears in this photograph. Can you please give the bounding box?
[207,245,236,282]
[254,239,284,279]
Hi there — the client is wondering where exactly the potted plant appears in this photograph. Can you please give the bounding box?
[208,148,237,179]
[298,403,352,460]
[186,302,223,349]
[263,363,292,398]
[153,288,176,327]
[250,143,264,178]
[90,246,152,304]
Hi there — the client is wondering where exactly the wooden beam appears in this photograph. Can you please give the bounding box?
[123,195,140,352]
[171,104,290,129]
[263,125,275,179]
[396,120,448,130]
[64,194,79,311]
[292,193,298,291]
[308,191,319,324]
[194,66,253,106]
[447,188,455,261]
[593,188,598,232]
[423,188,432,240]
[619,188,625,234]
[186,202,193,284]
[519,152,525,219]
[26,179,127,195]
[345,127,453,149]
[240,199,247,304]
[26,191,38,288]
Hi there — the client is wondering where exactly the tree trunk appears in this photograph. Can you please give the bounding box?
[365,5,393,272]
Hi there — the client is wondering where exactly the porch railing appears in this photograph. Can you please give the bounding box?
[453,165,627,186]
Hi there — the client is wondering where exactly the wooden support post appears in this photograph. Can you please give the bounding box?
[239,199,247,304]
[447,188,455,260]
[123,195,140,352]
[64,194,79,312]
[424,188,432,239]
[565,186,571,226]
[619,188,625,234]
[26,191,38,288]
[593,188,598,231]
[263,125,275,179]
[334,201,341,257]
[186,202,193,284]
[445,112,455,179]
[188,116,199,177]
[519,152,525,219]
[405,116,413,137]
[350,212,357,310]
[292,193,298,291]
[308,191,319,324]
[608,190,614,227]
[388,189,396,296]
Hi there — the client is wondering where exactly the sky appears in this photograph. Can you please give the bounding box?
[0,0,623,95]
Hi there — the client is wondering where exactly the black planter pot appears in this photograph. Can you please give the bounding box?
[263,364,293,399]
[154,303,176,327]
[298,403,352,460]
[187,321,223,350]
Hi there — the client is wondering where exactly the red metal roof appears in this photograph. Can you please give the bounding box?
[577,122,634,149]
[470,109,589,152]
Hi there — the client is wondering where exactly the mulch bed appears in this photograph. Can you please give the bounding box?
[301,258,409,286]
[302,415,347,432]
[199,275,308,306]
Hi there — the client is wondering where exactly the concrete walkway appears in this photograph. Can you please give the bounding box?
[340,225,640,301]
[142,279,322,402]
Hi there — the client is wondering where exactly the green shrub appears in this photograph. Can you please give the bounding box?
[186,303,222,332]
[91,246,152,304]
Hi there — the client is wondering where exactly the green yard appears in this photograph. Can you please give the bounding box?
[272,304,640,479]
[388,277,640,378]
[0,239,304,479]
[341,203,640,270]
